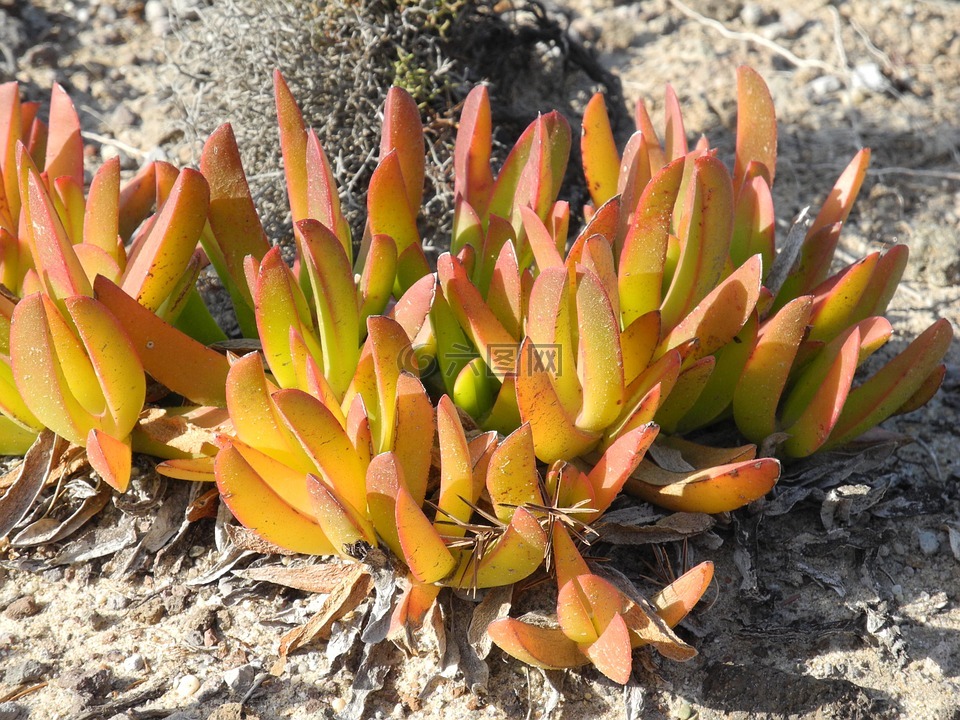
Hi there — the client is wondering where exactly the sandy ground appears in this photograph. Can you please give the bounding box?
[1,0,959,718]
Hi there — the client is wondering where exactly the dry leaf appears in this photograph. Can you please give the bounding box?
[225,523,298,556]
[467,585,512,660]
[186,487,221,521]
[135,406,227,456]
[598,509,714,545]
[647,442,695,473]
[235,562,364,594]
[272,563,373,674]
[0,431,67,538]
[11,481,111,547]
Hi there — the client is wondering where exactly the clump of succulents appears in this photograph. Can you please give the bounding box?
[0,64,950,685]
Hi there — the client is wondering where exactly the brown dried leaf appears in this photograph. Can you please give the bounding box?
[11,481,111,547]
[0,431,67,538]
[225,523,298,556]
[597,508,714,545]
[135,406,226,456]
[235,562,365,594]
[186,487,220,521]
[467,585,513,660]
[272,563,373,674]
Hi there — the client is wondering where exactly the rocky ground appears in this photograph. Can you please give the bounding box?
[0,0,959,718]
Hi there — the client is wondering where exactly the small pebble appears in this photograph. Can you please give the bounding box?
[3,596,39,620]
[739,3,764,27]
[0,702,26,720]
[175,674,201,698]
[122,654,145,673]
[144,0,168,22]
[851,62,888,93]
[223,664,256,693]
[917,529,941,556]
[676,700,694,720]
[331,697,347,713]
[808,75,842,99]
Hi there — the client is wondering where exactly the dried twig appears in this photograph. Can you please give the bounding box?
[667,0,841,75]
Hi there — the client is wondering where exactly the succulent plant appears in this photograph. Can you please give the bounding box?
[575,67,951,459]
[0,62,950,686]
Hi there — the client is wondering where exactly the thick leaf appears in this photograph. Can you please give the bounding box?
[86,428,132,492]
[82,157,122,261]
[651,561,714,627]
[557,573,623,644]
[583,612,632,684]
[824,318,953,449]
[487,617,588,670]
[486,424,541,523]
[273,389,367,518]
[618,157,684,325]
[273,70,309,225]
[380,86,425,212]
[305,129,352,258]
[11,293,95,444]
[200,123,270,323]
[733,66,777,189]
[676,312,758,432]
[581,93,621,207]
[771,222,842,308]
[807,253,879,344]
[621,311,661,385]
[731,172,775,273]
[454,86,494,215]
[437,253,515,379]
[216,444,334,555]
[808,148,871,237]
[298,219,361,398]
[654,357,715,432]
[391,372,433,506]
[516,336,599,463]
[575,267,624,433]
[0,82,22,227]
[733,296,813,442]
[66,295,145,438]
[368,150,420,256]
[660,155,735,330]
[434,395,476,537]
[359,234,398,323]
[94,276,230,407]
[307,473,376,550]
[43,84,84,189]
[782,326,861,457]
[526,267,581,414]
[395,476,456,583]
[120,168,210,312]
[20,161,91,300]
[487,240,524,339]
[626,458,780,513]
[663,84,687,161]
[586,423,658,520]
[520,205,563,270]
[450,507,547,589]
[253,247,321,390]
[225,353,314,474]
[657,254,762,361]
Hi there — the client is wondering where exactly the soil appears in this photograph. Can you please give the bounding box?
[1,0,959,719]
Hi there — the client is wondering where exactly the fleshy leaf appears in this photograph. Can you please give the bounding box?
[216,444,335,555]
[626,458,780,513]
[581,93,621,207]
